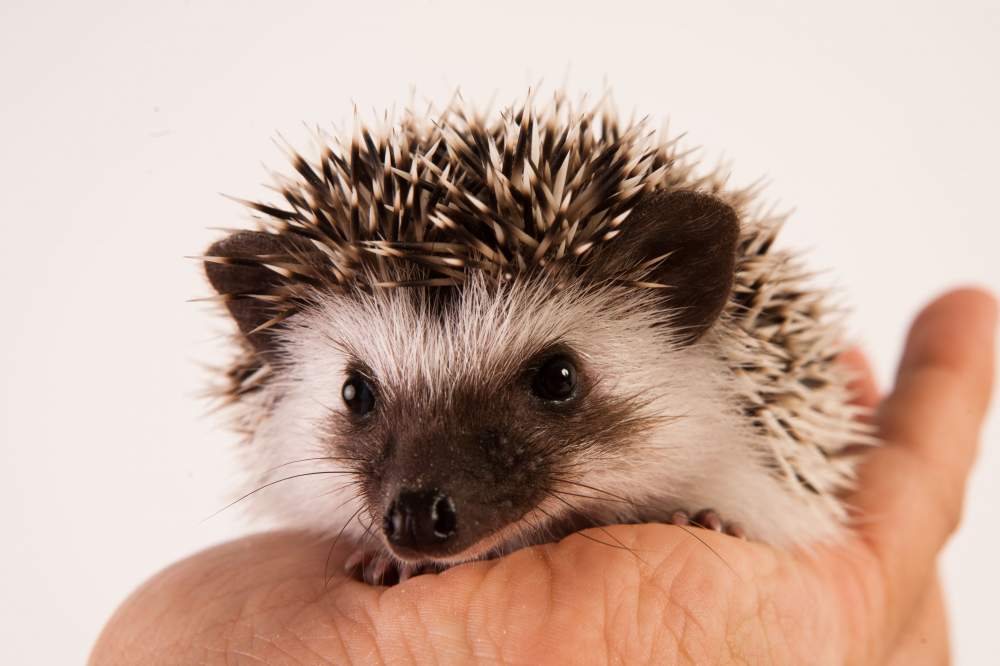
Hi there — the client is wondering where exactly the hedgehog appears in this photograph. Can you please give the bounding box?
[201,91,875,584]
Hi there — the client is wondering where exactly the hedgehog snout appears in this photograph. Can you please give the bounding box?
[373,425,547,560]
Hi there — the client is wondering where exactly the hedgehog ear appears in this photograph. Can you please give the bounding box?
[204,231,301,355]
[619,190,740,344]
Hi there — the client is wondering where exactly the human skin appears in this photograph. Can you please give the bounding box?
[90,288,996,665]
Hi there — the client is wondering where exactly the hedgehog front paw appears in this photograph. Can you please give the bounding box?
[343,548,430,585]
[668,509,746,539]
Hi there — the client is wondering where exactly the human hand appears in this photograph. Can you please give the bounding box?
[90,288,996,665]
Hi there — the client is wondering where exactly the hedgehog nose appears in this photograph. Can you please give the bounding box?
[383,489,457,551]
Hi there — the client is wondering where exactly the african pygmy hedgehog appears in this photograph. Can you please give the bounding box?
[202,91,874,584]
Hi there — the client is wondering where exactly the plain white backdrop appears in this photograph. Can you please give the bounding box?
[1,0,997,663]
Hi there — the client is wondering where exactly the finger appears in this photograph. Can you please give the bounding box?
[864,287,996,527]
[886,287,997,460]
[852,288,996,638]
[838,346,880,410]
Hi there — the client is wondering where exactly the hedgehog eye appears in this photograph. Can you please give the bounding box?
[342,374,376,416]
[532,356,578,402]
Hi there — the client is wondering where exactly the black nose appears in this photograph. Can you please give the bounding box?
[383,489,457,551]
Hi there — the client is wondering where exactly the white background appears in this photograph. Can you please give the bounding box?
[1,1,997,663]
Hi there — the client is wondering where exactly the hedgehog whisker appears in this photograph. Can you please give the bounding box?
[312,478,365,501]
[264,455,364,474]
[203,470,355,521]
[359,509,378,539]
[323,504,365,589]
[554,478,736,574]
[350,509,388,585]
[550,487,644,509]
[669,523,737,576]
[535,500,640,558]
[549,476,641,507]
[543,491,647,564]
[547,483,734,572]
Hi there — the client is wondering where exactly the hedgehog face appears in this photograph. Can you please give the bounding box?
[272,276,627,560]
[301,292,661,563]
[204,186,750,564]
[328,346,597,562]
[215,248,748,566]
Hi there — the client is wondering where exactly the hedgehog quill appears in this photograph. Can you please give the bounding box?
[202,91,876,584]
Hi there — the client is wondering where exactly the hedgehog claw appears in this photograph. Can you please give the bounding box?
[668,510,691,526]
[694,509,723,532]
[343,549,367,574]
[343,549,389,585]
[398,562,422,583]
[670,509,746,539]
[344,548,433,586]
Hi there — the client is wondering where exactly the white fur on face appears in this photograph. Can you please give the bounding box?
[232,273,848,557]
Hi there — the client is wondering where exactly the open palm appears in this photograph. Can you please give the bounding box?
[91,289,996,665]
